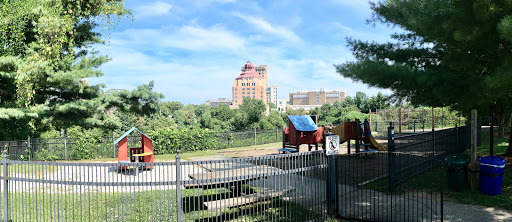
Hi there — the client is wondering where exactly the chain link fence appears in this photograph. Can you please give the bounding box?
[0,128,283,161]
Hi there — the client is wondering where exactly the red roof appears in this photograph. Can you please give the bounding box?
[236,61,262,79]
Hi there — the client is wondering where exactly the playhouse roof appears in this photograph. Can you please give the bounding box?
[288,115,318,132]
[114,127,154,145]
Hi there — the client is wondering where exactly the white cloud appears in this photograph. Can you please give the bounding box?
[232,12,301,43]
[109,25,246,53]
[135,1,172,18]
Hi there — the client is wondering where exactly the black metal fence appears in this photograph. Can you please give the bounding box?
[1,123,479,221]
[335,152,444,221]
[330,123,476,221]
[0,128,283,161]
[2,150,328,222]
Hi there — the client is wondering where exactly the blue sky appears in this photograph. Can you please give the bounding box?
[89,0,398,104]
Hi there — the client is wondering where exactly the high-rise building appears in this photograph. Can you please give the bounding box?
[266,85,278,106]
[232,61,267,106]
[242,64,267,85]
[288,89,346,110]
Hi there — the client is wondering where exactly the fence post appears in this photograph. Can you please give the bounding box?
[387,123,395,192]
[227,130,231,146]
[64,133,68,160]
[27,136,31,161]
[325,127,338,218]
[3,154,8,222]
[254,128,257,145]
[414,120,416,133]
[432,126,436,159]
[112,134,116,158]
[355,119,360,153]
[398,108,402,136]
[456,124,459,153]
[276,127,278,142]
[176,150,182,221]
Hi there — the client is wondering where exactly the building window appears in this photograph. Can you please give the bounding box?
[253,96,255,98]
[242,92,245,94]
[252,88,255,90]
[252,92,255,94]
[235,88,237,91]
[242,88,245,90]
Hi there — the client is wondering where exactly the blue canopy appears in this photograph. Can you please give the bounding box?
[114,127,154,145]
[288,115,318,132]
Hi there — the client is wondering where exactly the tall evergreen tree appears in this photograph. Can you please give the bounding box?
[334,0,512,155]
[0,0,130,139]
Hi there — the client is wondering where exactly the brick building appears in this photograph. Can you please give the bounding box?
[232,61,267,106]
[289,89,346,108]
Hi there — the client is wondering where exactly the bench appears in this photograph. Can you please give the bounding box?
[185,165,280,190]
[204,187,295,210]
[277,148,298,154]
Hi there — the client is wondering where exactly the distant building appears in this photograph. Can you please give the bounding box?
[288,89,346,109]
[205,98,232,107]
[266,85,278,106]
[232,61,267,106]
[286,105,321,111]
[242,64,267,85]
[277,99,289,112]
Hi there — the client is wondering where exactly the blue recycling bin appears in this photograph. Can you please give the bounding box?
[479,156,506,196]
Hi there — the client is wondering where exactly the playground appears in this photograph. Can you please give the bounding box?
[3,116,512,222]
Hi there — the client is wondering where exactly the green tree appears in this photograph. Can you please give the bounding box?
[334,0,512,154]
[239,97,266,125]
[211,104,236,122]
[160,101,184,117]
[268,102,277,110]
[0,0,129,139]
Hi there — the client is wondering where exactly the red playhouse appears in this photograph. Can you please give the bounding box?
[114,127,154,170]
[281,115,324,153]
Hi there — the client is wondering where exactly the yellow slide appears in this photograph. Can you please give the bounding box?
[367,135,387,151]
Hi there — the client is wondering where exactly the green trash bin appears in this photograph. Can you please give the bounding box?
[444,155,469,191]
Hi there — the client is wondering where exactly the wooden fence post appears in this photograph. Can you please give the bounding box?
[470,109,478,191]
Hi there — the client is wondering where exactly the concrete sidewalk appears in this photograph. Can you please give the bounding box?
[444,201,512,222]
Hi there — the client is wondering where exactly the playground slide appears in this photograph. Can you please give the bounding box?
[366,135,387,151]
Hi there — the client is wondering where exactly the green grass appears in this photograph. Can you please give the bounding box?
[5,188,322,221]
[1,163,58,176]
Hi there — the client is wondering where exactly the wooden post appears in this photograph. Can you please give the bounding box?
[369,109,372,131]
[470,109,478,191]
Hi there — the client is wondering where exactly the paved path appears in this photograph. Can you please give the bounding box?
[444,201,512,222]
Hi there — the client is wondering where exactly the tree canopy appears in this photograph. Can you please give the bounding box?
[335,0,512,150]
[336,0,512,110]
[0,0,129,139]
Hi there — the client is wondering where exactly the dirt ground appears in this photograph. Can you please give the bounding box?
[217,139,389,158]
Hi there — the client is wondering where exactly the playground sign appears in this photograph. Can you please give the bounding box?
[326,135,340,155]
